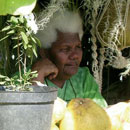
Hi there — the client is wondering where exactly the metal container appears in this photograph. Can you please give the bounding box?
[0,86,57,130]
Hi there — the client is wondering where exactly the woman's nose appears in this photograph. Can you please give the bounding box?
[69,49,79,60]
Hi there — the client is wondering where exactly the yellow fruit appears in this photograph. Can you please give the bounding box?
[52,97,67,124]
[106,101,130,130]
[60,98,112,130]
[110,116,123,130]
[122,103,130,123]
[123,122,130,130]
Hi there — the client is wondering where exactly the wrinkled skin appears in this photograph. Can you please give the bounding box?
[32,31,83,88]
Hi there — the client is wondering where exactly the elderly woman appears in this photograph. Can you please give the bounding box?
[33,9,107,108]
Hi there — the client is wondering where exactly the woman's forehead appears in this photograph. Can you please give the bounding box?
[55,31,80,44]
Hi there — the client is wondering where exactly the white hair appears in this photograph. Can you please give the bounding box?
[36,10,83,48]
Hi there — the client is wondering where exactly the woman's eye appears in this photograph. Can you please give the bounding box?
[61,48,70,52]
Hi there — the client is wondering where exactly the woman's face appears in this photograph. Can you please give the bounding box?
[48,31,83,80]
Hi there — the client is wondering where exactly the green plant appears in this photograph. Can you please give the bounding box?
[0,0,69,91]
[0,14,40,91]
[0,69,37,91]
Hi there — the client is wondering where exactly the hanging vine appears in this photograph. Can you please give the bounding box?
[83,0,108,90]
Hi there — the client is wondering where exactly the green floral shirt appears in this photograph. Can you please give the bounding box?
[45,67,108,108]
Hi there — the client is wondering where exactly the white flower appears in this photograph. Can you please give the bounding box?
[24,13,38,34]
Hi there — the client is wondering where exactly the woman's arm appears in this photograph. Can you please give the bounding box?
[31,58,58,84]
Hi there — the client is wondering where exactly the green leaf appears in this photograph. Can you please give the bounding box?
[5,77,11,81]
[12,36,18,40]
[13,42,22,48]
[23,42,27,49]
[0,74,6,78]
[1,26,11,32]
[0,35,9,42]
[27,44,32,48]
[20,31,28,44]
[32,44,37,57]
[12,75,18,79]
[0,0,37,15]
[30,36,37,44]
[10,16,18,24]
[19,15,24,23]
[31,71,37,74]
[17,79,22,82]
[26,48,33,58]
[0,81,6,85]
[33,36,41,47]
[7,30,15,34]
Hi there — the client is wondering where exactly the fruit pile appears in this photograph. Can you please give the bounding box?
[51,98,110,130]
[51,97,67,130]
[51,98,130,130]
[106,101,130,130]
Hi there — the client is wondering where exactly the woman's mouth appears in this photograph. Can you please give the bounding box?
[66,62,79,67]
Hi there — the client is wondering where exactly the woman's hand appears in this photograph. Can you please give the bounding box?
[32,58,58,84]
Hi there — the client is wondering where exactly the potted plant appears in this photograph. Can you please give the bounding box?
[0,1,57,130]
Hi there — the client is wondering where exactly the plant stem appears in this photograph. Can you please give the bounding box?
[17,36,22,79]
[24,53,26,74]
[23,53,27,87]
